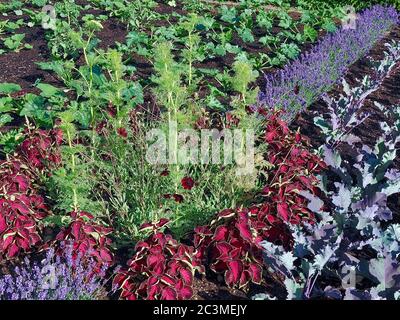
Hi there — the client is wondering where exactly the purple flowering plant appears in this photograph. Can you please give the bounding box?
[0,243,109,300]
[257,5,399,121]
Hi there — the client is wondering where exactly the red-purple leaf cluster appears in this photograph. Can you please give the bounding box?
[193,111,326,289]
[55,211,113,270]
[114,220,204,300]
[19,128,63,171]
[194,206,292,289]
[261,111,327,224]
[0,129,62,259]
[0,159,48,258]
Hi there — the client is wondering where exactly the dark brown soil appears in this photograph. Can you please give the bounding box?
[0,26,61,94]
[192,276,248,300]
[191,271,287,300]
[96,18,128,50]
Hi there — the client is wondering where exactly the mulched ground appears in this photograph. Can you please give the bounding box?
[0,25,61,94]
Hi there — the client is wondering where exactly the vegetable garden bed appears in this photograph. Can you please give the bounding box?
[0,0,399,301]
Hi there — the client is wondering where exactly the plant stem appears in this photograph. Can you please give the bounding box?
[66,127,78,212]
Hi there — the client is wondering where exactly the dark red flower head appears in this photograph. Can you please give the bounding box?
[117,127,128,138]
[173,194,184,203]
[160,169,170,177]
[181,177,195,190]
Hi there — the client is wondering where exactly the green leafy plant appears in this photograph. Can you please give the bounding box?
[179,14,205,88]
[152,41,188,123]
[49,108,100,215]
[230,57,259,106]
[2,33,32,52]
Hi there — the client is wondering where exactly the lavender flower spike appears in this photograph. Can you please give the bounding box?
[257,5,399,121]
[0,243,108,300]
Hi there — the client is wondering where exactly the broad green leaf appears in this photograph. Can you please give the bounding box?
[0,82,21,94]
[36,83,61,98]
[303,25,318,42]
[0,113,12,126]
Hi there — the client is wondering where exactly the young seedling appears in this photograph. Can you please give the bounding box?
[3,33,32,52]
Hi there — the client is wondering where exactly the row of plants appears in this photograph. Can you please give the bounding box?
[2,1,266,244]
[0,0,349,157]
[258,5,399,121]
[258,40,400,299]
[111,33,400,300]
[113,109,327,299]
[0,0,51,55]
[1,35,398,299]
[206,0,400,11]
[300,0,400,11]
[0,244,108,300]
[17,0,347,113]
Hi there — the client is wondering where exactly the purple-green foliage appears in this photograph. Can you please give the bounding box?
[256,45,400,300]
[257,5,399,121]
[0,244,108,300]
[315,47,400,300]
[318,40,400,221]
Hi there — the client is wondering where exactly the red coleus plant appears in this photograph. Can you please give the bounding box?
[19,128,62,171]
[55,211,113,270]
[0,158,48,259]
[261,111,326,224]
[192,111,327,290]
[0,158,33,194]
[0,128,62,260]
[113,219,204,300]
[0,192,48,258]
[194,205,293,289]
